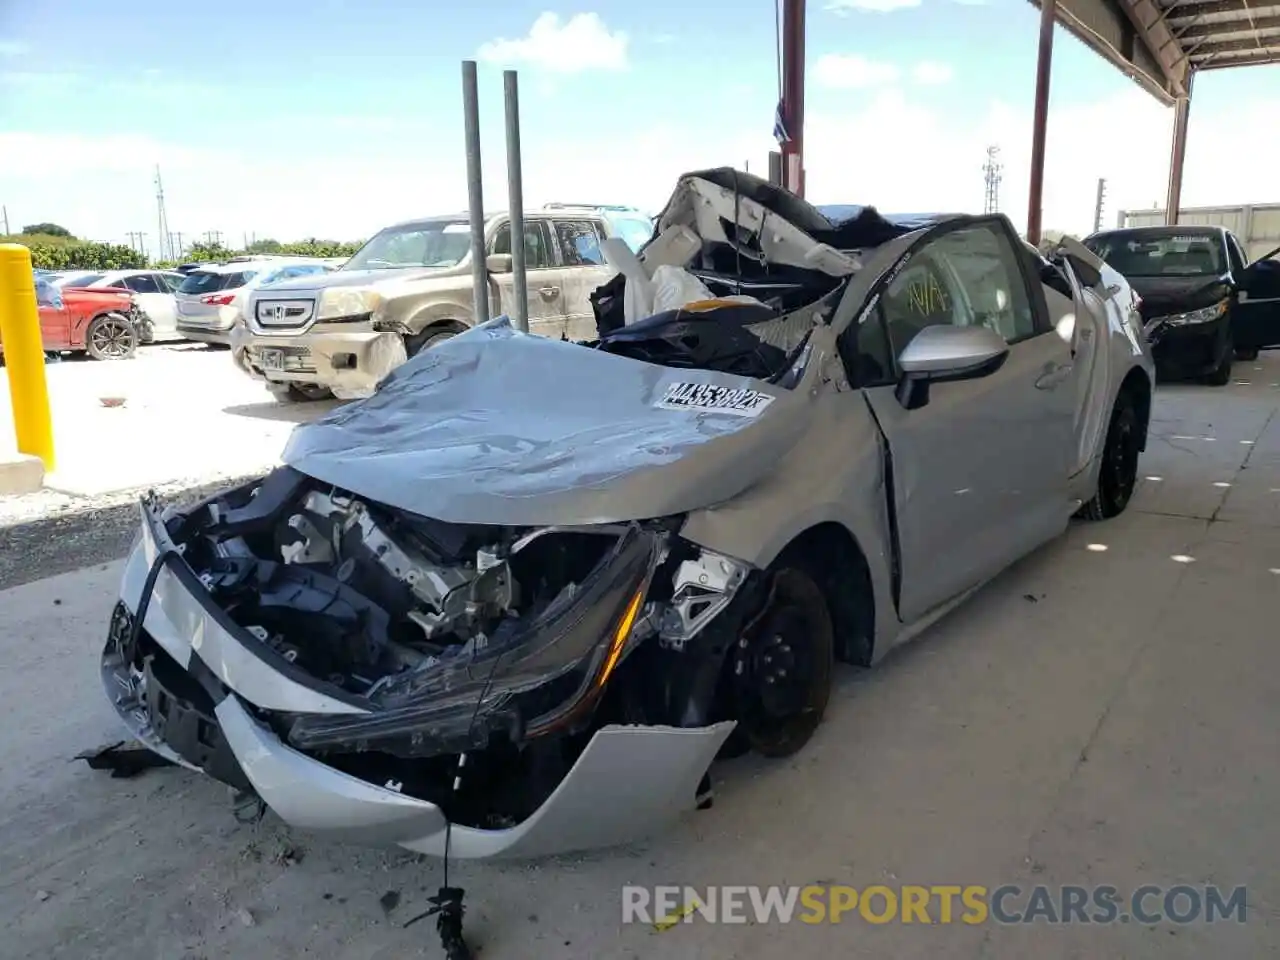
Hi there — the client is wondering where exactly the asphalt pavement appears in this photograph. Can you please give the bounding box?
[0,356,1276,959]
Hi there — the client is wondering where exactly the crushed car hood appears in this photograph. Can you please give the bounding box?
[1127,273,1231,318]
[282,320,810,526]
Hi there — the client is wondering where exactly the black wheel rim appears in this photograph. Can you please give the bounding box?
[731,568,831,753]
[92,318,134,358]
[1101,407,1139,513]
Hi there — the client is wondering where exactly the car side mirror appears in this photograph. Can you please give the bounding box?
[895,325,1009,410]
[486,254,513,274]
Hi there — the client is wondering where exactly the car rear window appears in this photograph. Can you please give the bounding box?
[177,270,255,294]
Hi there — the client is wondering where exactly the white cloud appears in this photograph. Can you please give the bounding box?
[913,61,954,84]
[0,40,28,57]
[814,54,902,89]
[477,13,628,73]
[826,0,922,13]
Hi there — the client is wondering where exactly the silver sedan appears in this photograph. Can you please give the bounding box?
[98,170,1153,866]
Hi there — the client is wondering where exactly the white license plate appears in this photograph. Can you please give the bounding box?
[260,348,284,371]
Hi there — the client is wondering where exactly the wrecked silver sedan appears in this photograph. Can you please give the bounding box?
[101,170,1155,863]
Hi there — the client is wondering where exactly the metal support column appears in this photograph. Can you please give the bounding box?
[503,70,528,333]
[461,60,489,326]
[779,0,806,196]
[1026,0,1057,246]
[1164,72,1194,226]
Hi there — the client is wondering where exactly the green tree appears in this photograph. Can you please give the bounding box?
[184,241,233,262]
[246,238,283,254]
[21,222,73,238]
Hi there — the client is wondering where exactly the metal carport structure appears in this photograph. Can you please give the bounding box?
[1024,0,1280,243]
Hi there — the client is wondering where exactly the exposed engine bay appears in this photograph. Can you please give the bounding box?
[115,466,756,829]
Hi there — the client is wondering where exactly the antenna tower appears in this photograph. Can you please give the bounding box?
[982,146,1002,215]
[155,165,171,262]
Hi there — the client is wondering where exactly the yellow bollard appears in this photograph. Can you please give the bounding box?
[0,244,55,470]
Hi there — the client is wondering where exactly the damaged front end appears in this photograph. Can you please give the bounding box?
[102,467,746,858]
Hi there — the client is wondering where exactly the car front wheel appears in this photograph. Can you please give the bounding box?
[85,312,138,361]
[1079,389,1141,521]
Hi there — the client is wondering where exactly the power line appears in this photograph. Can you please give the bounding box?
[982,145,1002,215]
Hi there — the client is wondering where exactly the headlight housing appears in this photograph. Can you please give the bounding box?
[286,525,658,757]
[315,287,383,322]
[1163,299,1228,326]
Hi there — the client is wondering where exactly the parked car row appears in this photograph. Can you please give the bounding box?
[5,257,341,362]
[228,202,656,400]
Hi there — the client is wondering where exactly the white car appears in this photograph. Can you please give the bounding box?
[175,259,335,346]
[51,269,187,343]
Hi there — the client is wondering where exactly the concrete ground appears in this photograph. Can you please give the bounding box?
[0,343,336,501]
[0,355,1276,959]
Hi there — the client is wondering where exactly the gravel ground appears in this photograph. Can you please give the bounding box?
[0,472,262,591]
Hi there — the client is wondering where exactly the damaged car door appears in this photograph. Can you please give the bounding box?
[856,218,1074,623]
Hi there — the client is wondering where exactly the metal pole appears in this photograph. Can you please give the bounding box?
[1093,178,1106,233]
[1165,72,1193,226]
[0,244,55,470]
[462,60,490,326]
[780,0,806,196]
[1026,0,1057,246]
[504,70,528,333]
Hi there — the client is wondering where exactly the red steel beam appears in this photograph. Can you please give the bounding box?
[1026,0,1057,245]
[780,0,806,196]
[1164,71,1194,224]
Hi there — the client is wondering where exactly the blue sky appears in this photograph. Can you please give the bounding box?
[2,0,1278,256]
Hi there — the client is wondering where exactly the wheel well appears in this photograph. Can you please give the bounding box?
[774,522,875,666]
[406,319,468,354]
[1119,367,1152,450]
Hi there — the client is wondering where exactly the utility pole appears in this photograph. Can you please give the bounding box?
[169,232,185,259]
[155,165,171,262]
[1,205,9,236]
[1093,177,1107,233]
[982,146,1003,215]
[204,230,223,247]
[126,231,147,254]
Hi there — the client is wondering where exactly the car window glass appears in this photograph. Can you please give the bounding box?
[880,224,1035,356]
[162,273,185,291]
[124,274,162,294]
[35,278,64,308]
[490,222,551,268]
[553,219,605,266]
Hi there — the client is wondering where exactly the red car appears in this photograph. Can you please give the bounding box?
[0,277,152,361]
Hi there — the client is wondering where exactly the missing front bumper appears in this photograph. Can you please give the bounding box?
[102,498,736,859]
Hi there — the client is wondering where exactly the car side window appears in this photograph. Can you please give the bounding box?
[1227,235,1248,273]
[35,278,64,308]
[489,221,551,268]
[552,219,605,266]
[125,274,162,294]
[880,223,1037,356]
[104,279,128,289]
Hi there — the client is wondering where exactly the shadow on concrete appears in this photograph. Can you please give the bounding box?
[222,400,339,423]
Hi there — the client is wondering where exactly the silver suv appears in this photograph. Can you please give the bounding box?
[235,205,649,401]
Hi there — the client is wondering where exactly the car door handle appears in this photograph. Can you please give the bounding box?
[1035,363,1073,390]
[538,286,559,297]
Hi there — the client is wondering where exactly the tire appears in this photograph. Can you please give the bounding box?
[405,323,465,357]
[266,381,332,402]
[727,565,835,758]
[1204,349,1233,386]
[1079,388,1141,521]
[85,312,138,361]
[1235,347,1259,361]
